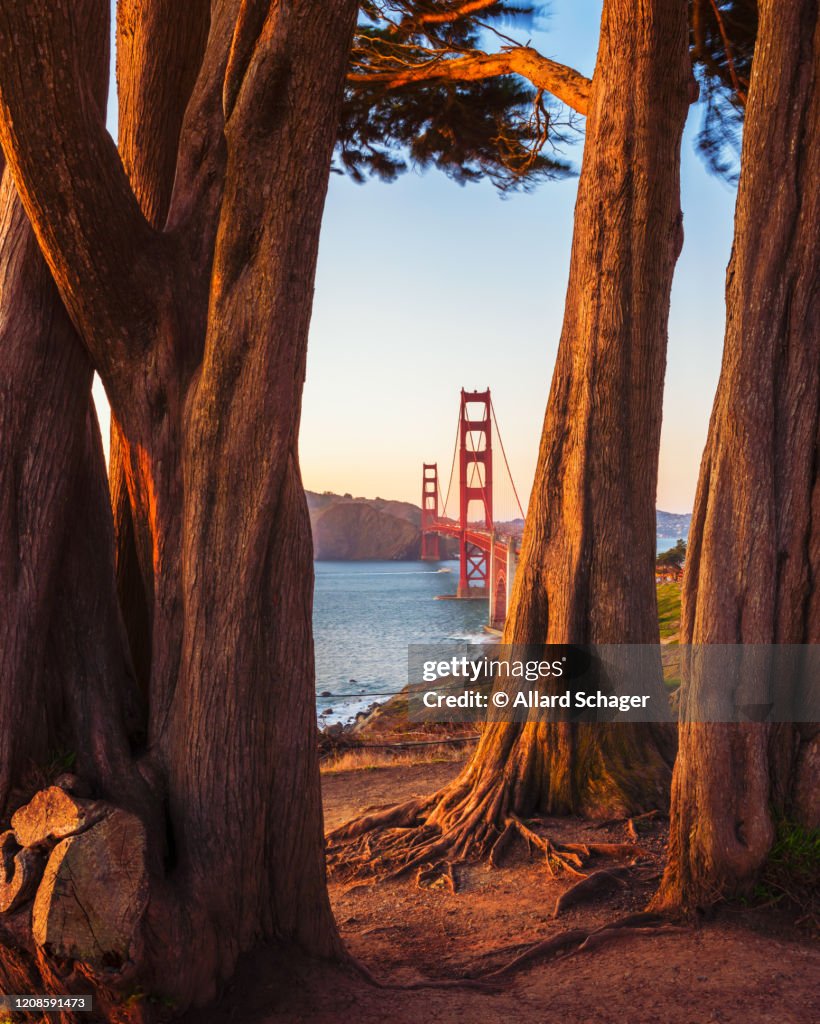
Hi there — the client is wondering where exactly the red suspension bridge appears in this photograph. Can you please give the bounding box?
[420,389,526,632]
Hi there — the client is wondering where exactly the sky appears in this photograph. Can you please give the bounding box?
[98,1,738,516]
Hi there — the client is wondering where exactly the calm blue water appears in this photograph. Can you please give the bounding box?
[313,559,489,725]
[656,536,686,554]
[314,540,687,724]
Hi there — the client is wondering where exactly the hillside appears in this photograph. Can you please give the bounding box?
[307,491,692,560]
[656,509,691,539]
[311,501,420,560]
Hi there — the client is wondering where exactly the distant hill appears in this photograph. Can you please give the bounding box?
[307,491,692,560]
[307,491,426,560]
[656,509,692,540]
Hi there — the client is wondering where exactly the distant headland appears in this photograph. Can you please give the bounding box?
[308,490,691,561]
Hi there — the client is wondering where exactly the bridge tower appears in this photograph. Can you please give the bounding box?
[420,463,441,560]
[457,388,493,597]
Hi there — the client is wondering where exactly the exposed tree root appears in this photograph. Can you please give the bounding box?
[551,867,632,917]
[585,809,664,832]
[346,912,684,993]
[486,912,683,980]
[416,860,458,893]
[327,791,649,894]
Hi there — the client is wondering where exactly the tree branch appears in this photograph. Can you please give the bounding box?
[0,0,168,396]
[117,0,211,228]
[407,1,501,26]
[349,45,591,115]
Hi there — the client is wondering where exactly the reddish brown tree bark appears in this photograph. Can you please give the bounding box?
[109,0,211,698]
[0,0,148,831]
[656,0,819,911]
[329,0,692,876]
[0,0,357,1011]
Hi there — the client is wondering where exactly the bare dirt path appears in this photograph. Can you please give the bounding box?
[185,761,819,1024]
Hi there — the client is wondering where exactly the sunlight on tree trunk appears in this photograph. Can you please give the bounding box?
[655,0,819,912]
[329,0,692,878]
[0,0,357,1012]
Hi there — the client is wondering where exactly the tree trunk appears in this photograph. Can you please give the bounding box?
[110,0,211,698]
[0,0,358,1011]
[656,0,820,911]
[329,0,691,876]
[0,6,156,1009]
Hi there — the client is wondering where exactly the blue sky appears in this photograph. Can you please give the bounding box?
[300,2,737,515]
[99,1,738,515]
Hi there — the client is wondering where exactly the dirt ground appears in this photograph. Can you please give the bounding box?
[188,759,819,1024]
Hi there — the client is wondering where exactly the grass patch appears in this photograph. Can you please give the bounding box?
[321,741,473,774]
[657,582,682,640]
[755,819,820,930]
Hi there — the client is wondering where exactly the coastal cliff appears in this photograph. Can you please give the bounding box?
[310,500,420,560]
[307,490,690,561]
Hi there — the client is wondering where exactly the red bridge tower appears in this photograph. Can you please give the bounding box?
[420,463,440,560]
[457,388,493,597]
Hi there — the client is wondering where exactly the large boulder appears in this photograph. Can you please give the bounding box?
[0,830,43,913]
[32,809,148,966]
[11,786,102,848]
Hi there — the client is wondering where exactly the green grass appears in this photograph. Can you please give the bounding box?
[657,583,682,640]
[656,582,682,691]
[755,820,820,929]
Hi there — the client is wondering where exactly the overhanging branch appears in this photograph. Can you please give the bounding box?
[349,45,591,116]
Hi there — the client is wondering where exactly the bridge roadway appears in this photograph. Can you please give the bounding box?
[424,516,519,631]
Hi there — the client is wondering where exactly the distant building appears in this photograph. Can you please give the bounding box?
[656,563,683,584]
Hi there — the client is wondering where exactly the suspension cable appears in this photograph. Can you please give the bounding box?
[440,408,460,518]
[490,398,525,520]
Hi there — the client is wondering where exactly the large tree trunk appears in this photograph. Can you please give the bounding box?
[329,0,691,877]
[656,0,819,912]
[109,0,211,698]
[0,0,357,1011]
[0,6,156,1010]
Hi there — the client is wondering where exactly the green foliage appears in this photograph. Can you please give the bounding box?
[689,0,757,182]
[340,1,759,192]
[338,1,578,192]
[657,539,687,569]
[46,749,77,775]
[755,819,820,929]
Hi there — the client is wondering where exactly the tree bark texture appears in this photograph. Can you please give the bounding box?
[0,0,147,836]
[110,0,211,698]
[657,0,819,911]
[0,0,358,1010]
[442,0,692,824]
[329,0,692,876]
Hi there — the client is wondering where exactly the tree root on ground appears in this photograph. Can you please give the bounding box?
[346,912,684,992]
[485,912,684,980]
[551,867,632,917]
[327,798,649,895]
[584,808,665,839]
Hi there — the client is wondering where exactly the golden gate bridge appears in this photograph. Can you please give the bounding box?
[420,389,525,632]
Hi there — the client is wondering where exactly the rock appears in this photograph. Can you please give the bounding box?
[0,831,44,914]
[11,787,103,848]
[320,691,332,698]
[53,773,89,797]
[32,809,148,966]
